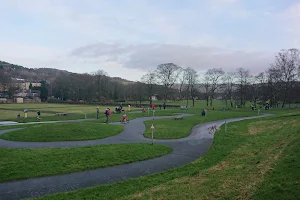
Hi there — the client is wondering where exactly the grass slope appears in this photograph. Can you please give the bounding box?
[143,110,256,139]
[0,121,124,142]
[0,143,171,182]
[33,113,300,200]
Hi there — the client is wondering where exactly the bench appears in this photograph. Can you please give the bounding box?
[55,113,68,116]
[175,116,183,120]
[180,106,189,110]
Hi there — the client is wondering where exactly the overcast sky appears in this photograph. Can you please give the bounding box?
[0,0,299,81]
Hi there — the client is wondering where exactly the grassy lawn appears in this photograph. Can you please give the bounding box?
[0,143,171,182]
[0,121,124,142]
[33,112,300,200]
[143,110,257,139]
[0,103,140,120]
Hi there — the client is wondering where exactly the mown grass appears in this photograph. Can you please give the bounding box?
[0,103,139,120]
[0,143,171,182]
[143,110,257,139]
[0,121,124,142]
[33,112,300,200]
[0,108,180,131]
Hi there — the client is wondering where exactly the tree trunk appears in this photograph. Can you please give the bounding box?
[149,95,152,106]
[206,98,209,106]
[192,98,195,107]
[210,99,213,106]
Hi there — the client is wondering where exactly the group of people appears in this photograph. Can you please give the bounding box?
[17,109,41,120]
[104,107,127,123]
[141,102,167,113]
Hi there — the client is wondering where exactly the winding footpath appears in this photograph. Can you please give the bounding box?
[0,113,272,200]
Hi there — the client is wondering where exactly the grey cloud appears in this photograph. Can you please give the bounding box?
[70,43,275,74]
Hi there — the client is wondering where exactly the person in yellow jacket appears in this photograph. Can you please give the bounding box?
[128,104,131,111]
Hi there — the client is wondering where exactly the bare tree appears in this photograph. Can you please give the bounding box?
[222,72,235,107]
[156,63,181,100]
[182,67,198,107]
[203,76,210,106]
[271,49,300,107]
[141,71,157,105]
[266,67,281,107]
[235,68,251,107]
[254,72,268,106]
[204,68,225,106]
[177,68,187,100]
[92,70,109,102]
[132,81,145,104]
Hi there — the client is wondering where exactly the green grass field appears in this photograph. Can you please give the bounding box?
[0,121,124,142]
[0,143,171,182]
[1,102,300,200]
[143,110,257,139]
[0,103,139,120]
[33,110,300,200]
[1,100,296,122]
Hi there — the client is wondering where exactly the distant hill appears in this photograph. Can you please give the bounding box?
[0,60,133,84]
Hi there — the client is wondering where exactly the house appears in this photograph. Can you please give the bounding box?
[151,94,158,101]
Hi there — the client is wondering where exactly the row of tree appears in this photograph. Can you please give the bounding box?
[140,49,300,108]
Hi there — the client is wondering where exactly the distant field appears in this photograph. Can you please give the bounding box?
[0,103,139,120]
[1,101,299,120]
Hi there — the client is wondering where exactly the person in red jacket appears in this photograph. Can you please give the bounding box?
[151,103,155,110]
[105,108,111,123]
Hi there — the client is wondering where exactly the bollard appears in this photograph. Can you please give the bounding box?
[151,124,155,145]
[85,112,87,121]
[152,129,154,144]
[148,107,150,115]
[152,110,155,120]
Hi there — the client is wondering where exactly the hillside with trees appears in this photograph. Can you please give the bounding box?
[1,48,300,107]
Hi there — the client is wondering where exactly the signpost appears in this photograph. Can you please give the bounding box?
[148,107,150,115]
[224,121,227,134]
[151,124,155,144]
[258,109,260,117]
[152,110,155,120]
[85,112,87,121]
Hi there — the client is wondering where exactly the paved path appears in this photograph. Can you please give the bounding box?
[0,114,272,200]
[0,118,96,127]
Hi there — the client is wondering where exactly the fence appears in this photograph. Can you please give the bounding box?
[47,100,181,108]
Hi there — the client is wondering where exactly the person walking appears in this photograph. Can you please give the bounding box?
[96,107,100,119]
[105,108,111,123]
[163,102,166,110]
[37,110,41,120]
[24,109,28,119]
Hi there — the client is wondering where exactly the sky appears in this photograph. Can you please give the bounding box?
[0,0,299,81]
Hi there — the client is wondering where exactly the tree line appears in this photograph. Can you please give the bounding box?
[140,48,300,108]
